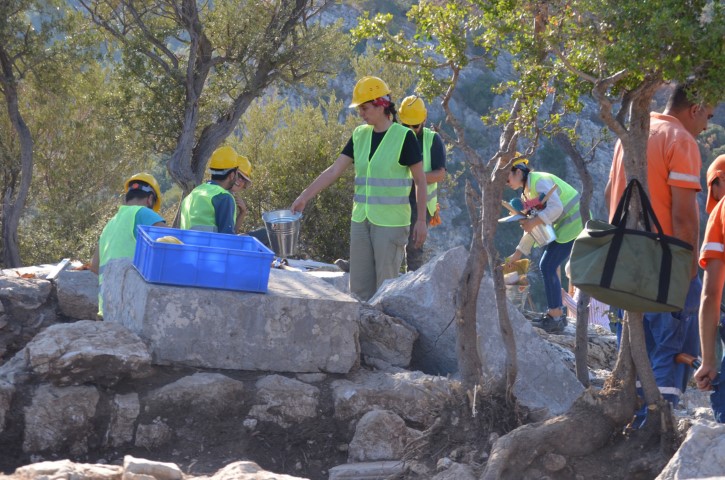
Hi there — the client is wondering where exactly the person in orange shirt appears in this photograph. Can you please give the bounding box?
[604,82,715,426]
[695,154,725,423]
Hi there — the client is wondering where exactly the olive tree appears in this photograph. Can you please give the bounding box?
[0,0,76,267]
[78,0,347,210]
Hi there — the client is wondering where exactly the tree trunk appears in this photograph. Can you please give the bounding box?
[553,130,594,386]
[454,182,485,389]
[0,46,33,268]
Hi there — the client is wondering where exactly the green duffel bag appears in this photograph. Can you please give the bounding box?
[569,179,693,312]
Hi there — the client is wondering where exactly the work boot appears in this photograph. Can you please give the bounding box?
[531,313,567,334]
[334,258,350,273]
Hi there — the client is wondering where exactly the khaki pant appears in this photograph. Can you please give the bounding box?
[349,220,409,301]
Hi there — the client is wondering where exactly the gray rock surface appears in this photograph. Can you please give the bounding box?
[134,418,172,449]
[348,410,409,462]
[0,378,13,435]
[0,276,52,310]
[372,246,583,416]
[23,384,99,455]
[332,370,455,425]
[22,320,152,386]
[55,269,99,320]
[371,247,465,375]
[12,459,122,479]
[123,455,182,480]
[208,461,309,479]
[431,462,477,480]
[358,306,417,368]
[144,372,245,419]
[103,259,360,374]
[328,461,406,480]
[656,420,725,479]
[105,393,140,448]
[306,271,350,294]
[249,375,319,428]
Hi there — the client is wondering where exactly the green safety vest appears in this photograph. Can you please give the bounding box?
[97,205,143,316]
[180,183,235,231]
[351,123,413,227]
[528,171,583,243]
[422,127,438,216]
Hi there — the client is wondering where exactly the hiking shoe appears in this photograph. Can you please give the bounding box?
[531,314,567,334]
[334,258,350,273]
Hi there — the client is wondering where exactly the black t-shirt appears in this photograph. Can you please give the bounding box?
[341,128,422,166]
[409,130,447,205]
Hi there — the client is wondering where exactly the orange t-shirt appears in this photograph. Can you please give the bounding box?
[607,112,702,236]
[700,197,725,268]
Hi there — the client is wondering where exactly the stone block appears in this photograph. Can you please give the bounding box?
[23,384,99,455]
[328,461,406,480]
[103,259,360,373]
[55,269,99,319]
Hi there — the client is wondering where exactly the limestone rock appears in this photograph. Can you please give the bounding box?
[370,247,465,374]
[0,276,52,310]
[332,370,455,426]
[145,373,245,419]
[103,259,360,374]
[105,393,140,448]
[348,410,409,462]
[328,461,406,480]
[249,375,319,428]
[306,271,350,294]
[372,246,583,416]
[208,461,309,480]
[134,418,172,449]
[123,456,182,480]
[656,420,725,479]
[431,462,477,480]
[358,306,417,368]
[13,459,122,479]
[24,320,152,387]
[55,269,99,320]
[23,384,99,455]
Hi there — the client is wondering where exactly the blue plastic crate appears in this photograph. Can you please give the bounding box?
[133,225,274,293]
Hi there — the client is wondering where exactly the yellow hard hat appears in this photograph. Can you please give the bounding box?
[209,146,240,171]
[237,154,252,183]
[512,155,529,168]
[349,76,392,108]
[124,173,162,212]
[399,95,427,125]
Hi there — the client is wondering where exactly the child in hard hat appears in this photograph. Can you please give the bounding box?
[291,76,427,301]
[398,95,447,271]
[91,173,166,317]
[695,154,725,423]
[180,146,249,234]
[503,157,583,333]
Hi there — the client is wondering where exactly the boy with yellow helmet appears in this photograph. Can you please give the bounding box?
[398,95,446,271]
[291,76,428,301]
[91,173,166,317]
[180,146,252,234]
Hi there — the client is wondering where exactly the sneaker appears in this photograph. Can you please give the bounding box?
[531,314,567,334]
[334,258,350,273]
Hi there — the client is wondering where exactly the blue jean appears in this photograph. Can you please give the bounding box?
[540,239,574,310]
[627,277,701,427]
[711,319,725,423]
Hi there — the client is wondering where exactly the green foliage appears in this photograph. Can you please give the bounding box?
[17,63,156,265]
[231,94,359,262]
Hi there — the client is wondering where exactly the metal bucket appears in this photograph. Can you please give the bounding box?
[262,210,302,258]
[530,223,557,245]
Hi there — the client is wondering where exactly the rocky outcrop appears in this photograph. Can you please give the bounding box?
[358,305,417,368]
[656,420,725,479]
[372,246,583,416]
[21,320,152,386]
